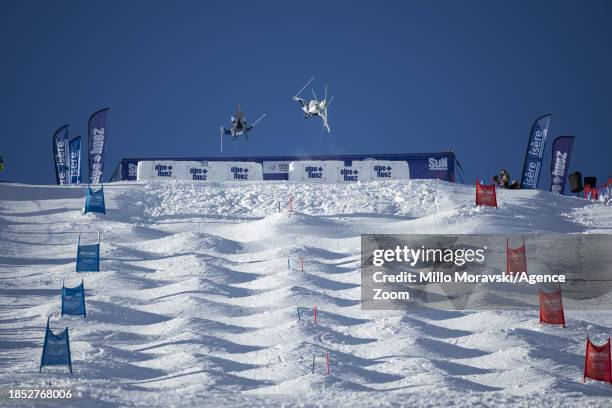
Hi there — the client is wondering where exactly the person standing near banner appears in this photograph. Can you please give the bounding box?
[499,169,510,188]
[493,169,520,189]
[0,155,4,172]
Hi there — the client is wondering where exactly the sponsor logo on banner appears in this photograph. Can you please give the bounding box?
[230,166,250,180]
[69,137,81,184]
[429,157,448,171]
[69,150,79,181]
[138,160,262,181]
[127,163,137,178]
[550,136,574,195]
[56,142,67,165]
[154,164,173,177]
[119,154,453,182]
[263,161,290,173]
[529,128,547,158]
[53,125,70,185]
[524,161,540,188]
[521,114,551,189]
[305,165,324,179]
[374,165,392,178]
[56,140,68,184]
[88,108,110,185]
[551,151,567,192]
[340,168,359,182]
[524,130,547,188]
[90,128,105,181]
[189,167,208,180]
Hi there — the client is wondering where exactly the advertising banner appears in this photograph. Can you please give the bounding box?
[333,160,411,182]
[401,154,452,180]
[550,136,574,195]
[113,153,456,182]
[336,161,371,182]
[287,161,344,183]
[520,114,552,189]
[69,136,81,184]
[261,161,290,180]
[53,125,70,185]
[136,161,263,181]
[88,108,110,184]
[368,160,410,181]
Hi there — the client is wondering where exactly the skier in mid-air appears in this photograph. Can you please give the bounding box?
[292,77,334,133]
[220,105,266,141]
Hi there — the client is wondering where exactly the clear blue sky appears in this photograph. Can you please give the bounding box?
[1,0,610,187]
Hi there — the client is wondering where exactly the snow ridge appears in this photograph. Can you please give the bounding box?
[0,180,610,407]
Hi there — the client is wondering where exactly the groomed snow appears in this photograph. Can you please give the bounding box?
[0,179,611,407]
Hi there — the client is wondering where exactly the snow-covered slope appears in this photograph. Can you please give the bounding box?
[0,180,611,407]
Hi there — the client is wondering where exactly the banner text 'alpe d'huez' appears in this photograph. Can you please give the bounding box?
[550,136,574,195]
[88,108,109,185]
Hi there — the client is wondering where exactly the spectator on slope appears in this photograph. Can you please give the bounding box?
[493,169,519,189]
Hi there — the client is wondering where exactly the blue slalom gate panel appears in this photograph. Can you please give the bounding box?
[39,318,73,374]
[76,233,100,272]
[84,185,105,214]
[61,280,86,317]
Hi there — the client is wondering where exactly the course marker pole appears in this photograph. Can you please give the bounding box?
[326,352,330,375]
[584,335,589,382]
[314,304,317,325]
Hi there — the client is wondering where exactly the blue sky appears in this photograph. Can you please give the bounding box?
[1,0,610,187]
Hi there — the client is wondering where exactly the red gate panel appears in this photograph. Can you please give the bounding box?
[584,337,612,384]
[476,182,497,207]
